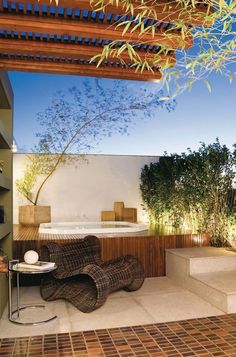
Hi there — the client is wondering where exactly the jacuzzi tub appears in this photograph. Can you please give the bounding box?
[39,221,148,235]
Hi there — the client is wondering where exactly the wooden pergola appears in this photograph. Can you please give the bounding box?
[0,0,211,81]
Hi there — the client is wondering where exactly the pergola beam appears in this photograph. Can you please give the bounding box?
[6,0,212,27]
[0,39,176,66]
[0,58,162,81]
[0,14,193,49]
[0,1,212,80]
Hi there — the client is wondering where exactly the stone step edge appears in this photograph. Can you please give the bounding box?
[189,275,229,312]
[191,272,236,296]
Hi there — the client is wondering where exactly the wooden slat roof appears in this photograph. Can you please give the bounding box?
[0,14,193,49]
[0,39,176,65]
[0,0,211,81]
[3,0,212,26]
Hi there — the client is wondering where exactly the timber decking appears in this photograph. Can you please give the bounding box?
[13,225,210,277]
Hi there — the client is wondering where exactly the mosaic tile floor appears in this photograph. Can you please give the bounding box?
[1,314,236,357]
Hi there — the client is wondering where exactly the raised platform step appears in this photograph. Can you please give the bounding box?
[167,247,236,274]
[166,247,236,313]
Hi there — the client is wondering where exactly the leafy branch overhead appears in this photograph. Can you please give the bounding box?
[86,0,236,96]
[16,79,176,205]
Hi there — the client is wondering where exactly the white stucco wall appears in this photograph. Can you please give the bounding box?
[13,154,159,224]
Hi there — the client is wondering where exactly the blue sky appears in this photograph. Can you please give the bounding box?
[9,70,236,156]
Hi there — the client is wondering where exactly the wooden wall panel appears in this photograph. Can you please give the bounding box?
[13,227,210,278]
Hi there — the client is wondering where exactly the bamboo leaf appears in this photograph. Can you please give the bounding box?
[228,72,234,83]
[122,21,132,36]
[159,97,170,101]
[204,79,212,93]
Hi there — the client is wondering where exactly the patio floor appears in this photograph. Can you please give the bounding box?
[1,276,236,356]
[0,277,224,339]
[1,313,236,356]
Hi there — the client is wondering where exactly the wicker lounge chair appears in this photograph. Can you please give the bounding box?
[40,235,144,312]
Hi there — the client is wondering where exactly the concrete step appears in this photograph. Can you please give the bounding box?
[167,247,236,275]
[191,271,236,313]
[166,247,236,313]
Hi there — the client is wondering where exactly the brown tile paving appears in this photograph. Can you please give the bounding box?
[2,314,236,356]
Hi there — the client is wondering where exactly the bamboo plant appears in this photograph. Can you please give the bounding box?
[140,139,236,246]
[16,79,176,205]
[87,0,236,98]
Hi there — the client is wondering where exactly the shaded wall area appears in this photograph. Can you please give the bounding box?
[13,154,158,224]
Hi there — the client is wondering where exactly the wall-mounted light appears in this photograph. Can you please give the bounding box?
[12,139,17,153]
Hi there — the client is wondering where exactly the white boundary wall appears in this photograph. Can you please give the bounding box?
[13,154,159,224]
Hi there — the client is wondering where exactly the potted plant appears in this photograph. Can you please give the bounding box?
[16,154,52,226]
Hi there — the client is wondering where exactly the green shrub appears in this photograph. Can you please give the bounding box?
[140,140,236,246]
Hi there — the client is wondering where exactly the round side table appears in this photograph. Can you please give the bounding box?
[8,259,57,325]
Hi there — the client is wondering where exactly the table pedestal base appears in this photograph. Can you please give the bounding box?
[8,260,58,326]
[10,304,57,325]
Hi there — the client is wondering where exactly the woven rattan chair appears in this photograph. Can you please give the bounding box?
[40,235,144,312]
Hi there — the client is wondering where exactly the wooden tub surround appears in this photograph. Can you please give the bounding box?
[13,225,210,278]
